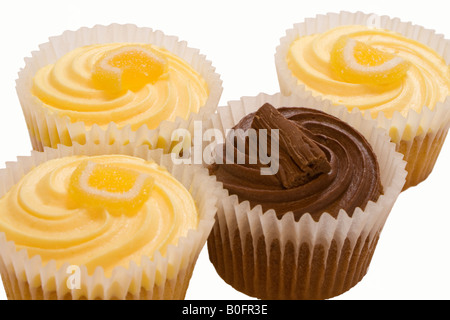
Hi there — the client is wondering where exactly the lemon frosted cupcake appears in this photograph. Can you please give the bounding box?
[203,93,406,300]
[275,12,450,190]
[0,141,222,300]
[16,24,223,152]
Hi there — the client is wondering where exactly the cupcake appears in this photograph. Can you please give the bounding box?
[204,93,406,299]
[275,11,450,190]
[0,141,222,299]
[16,23,223,153]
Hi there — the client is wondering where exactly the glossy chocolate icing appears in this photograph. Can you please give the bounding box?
[209,103,382,221]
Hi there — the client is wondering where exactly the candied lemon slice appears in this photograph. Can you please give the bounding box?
[92,45,168,95]
[330,36,411,85]
[69,160,154,215]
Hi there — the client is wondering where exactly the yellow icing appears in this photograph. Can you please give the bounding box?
[32,43,209,130]
[287,25,450,119]
[0,155,198,276]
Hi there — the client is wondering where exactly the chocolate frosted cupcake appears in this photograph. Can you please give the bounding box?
[205,93,406,299]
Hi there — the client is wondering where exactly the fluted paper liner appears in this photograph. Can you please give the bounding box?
[0,141,223,300]
[205,93,407,299]
[275,11,450,190]
[16,23,223,153]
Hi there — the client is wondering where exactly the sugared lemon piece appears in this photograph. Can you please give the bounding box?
[330,36,411,85]
[69,160,154,215]
[92,45,168,95]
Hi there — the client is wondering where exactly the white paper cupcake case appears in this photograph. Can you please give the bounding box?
[0,141,224,300]
[275,11,450,190]
[16,23,223,153]
[204,93,407,299]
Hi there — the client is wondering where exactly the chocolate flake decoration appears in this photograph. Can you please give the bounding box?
[251,103,331,188]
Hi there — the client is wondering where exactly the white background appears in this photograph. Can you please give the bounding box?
[0,0,449,300]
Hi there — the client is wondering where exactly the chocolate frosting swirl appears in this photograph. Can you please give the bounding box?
[209,104,382,221]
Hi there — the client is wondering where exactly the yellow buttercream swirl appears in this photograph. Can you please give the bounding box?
[0,155,198,276]
[32,43,209,130]
[287,25,450,118]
